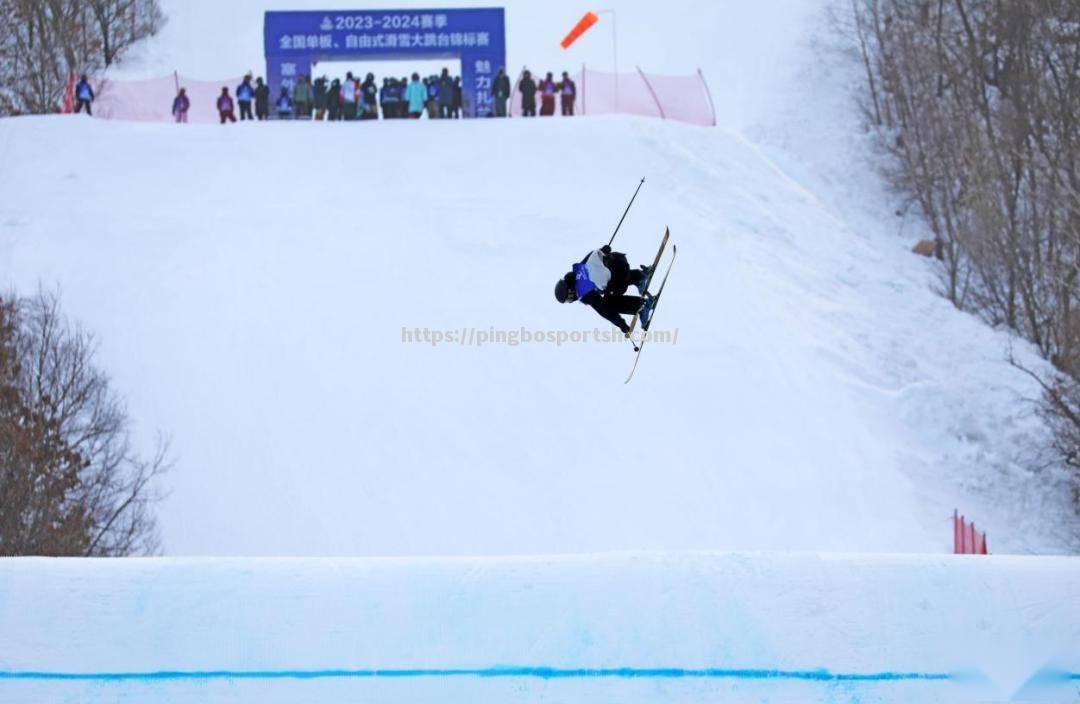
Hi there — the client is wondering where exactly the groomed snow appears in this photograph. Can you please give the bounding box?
[0,553,1077,703]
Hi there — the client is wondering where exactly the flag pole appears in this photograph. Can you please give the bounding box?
[597,9,618,110]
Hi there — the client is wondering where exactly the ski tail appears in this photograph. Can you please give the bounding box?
[625,244,676,384]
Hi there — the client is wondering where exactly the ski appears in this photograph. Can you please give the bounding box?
[625,244,676,384]
[626,227,670,337]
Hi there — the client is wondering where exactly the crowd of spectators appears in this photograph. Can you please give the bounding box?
[75,67,579,123]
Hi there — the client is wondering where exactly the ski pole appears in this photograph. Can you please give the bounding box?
[607,177,645,247]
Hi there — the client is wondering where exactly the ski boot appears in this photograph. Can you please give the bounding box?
[639,292,657,330]
[635,265,653,295]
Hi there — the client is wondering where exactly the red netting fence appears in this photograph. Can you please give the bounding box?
[64,73,244,123]
[510,67,715,126]
[64,67,715,127]
[953,510,989,554]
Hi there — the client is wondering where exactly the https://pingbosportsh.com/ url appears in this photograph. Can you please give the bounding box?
[401,326,679,347]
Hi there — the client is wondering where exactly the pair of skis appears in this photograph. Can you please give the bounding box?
[624,228,676,384]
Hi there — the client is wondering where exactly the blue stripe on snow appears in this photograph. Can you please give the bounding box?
[0,666,957,682]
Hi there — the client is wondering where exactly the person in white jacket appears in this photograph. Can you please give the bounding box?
[340,72,357,121]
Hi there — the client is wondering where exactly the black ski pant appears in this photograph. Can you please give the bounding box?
[239,101,253,120]
[605,252,646,296]
[583,292,641,334]
[75,99,92,115]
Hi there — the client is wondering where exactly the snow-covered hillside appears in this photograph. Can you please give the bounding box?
[1,554,1078,704]
[1,112,1074,555]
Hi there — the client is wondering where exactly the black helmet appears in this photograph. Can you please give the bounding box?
[554,272,576,303]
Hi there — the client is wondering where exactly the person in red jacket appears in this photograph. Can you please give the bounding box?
[217,87,236,124]
[538,72,557,116]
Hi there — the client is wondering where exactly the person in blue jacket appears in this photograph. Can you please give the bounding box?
[379,78,393,120]
[554,245,654,334]
[405,73,426,118]
[276,87,293,119]
[385,78,403,118]
[74,75,94,115]
[236,75,255,120]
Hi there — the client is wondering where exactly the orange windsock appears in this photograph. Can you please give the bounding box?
[560,11,599,49]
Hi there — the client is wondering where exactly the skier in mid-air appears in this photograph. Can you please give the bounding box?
[554,245,655,335]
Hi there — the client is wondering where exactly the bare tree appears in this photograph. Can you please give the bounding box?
[0,290,169,556]
[846,0,1080,506]
[0,0,165,115]
[87,0,163,67]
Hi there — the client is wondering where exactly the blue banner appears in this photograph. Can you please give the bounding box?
[264,8,506,117]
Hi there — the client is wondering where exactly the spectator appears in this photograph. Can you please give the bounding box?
[276,86,293,119]
[493,67,510,117]
[171,88,190,123]
[293,75,313,119]
[217,87,236,124]
[539,71,557,116]
[74,74,94,115]
[236,75,255,120]
[559,71,576,116]
[438,67,454,118]
[313,76,328,120]
[451,76,462,118]
[425,76,440,119]
[518,70,537,117]
[360,73,378,119]
[354,75,365,118]
[394,77,407,118]
[254,77,270,120]
[341,72,357,121]
[379,78,391,120]
[328,78,342,120]
[405,73,426,118]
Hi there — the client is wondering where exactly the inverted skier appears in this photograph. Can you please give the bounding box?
[554,245,655,335]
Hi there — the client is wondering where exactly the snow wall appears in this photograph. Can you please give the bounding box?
[0,552,1077,703]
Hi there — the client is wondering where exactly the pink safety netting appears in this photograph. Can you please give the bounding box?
[71,68,715,126]
[510,68,715,127]
[87,74,244,123]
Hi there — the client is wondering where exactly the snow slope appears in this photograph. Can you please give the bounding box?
[0,113,1074,555]
[1,554,1077,704]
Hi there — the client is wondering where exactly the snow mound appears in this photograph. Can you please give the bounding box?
[0,553,1077,703]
